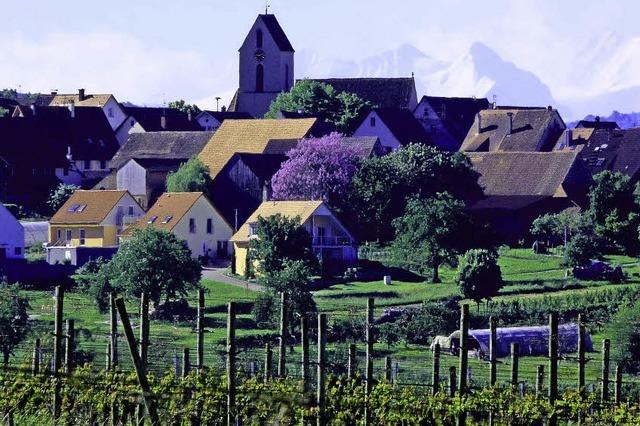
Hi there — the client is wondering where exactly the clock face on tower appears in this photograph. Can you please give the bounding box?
[254,49,265,62]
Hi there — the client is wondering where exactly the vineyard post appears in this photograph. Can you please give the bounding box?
[347,343,356,379]
[578,313,586,393]
[384,356,391,383]
[114,297,160,426]
[65,319,74,374]
[139,292,149,372]
[549,313,558,402]
[614,364,622,405]
[110,293,118,369]
[432,343,440,395]
[449,366,456,397]
[301,315,309,392]
[317,313,327,426]
[105,343,111,370]
[489,316,497,386]
[601,339,610,402]
[536,365,544,396]
[458,304,469,395]
[32,338,40,375]
[197,288,205,372]
[182,347,191,378]
[278,292,288,377]
[264,342,272,384]
[511,343,519,388]
[227,302,237,426]
[52,285,64,422]
[364,298,374,426]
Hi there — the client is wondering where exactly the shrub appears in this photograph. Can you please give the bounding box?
[456,249,503,308]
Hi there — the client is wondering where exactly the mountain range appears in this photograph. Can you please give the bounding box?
[297,33,640,124]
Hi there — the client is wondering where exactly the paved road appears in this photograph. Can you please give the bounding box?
[201,267,264,292]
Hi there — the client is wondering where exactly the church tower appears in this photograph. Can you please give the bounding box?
[227,14,294,118]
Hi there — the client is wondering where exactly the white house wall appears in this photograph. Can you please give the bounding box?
[0,204,24,258]
[353,111,401,151]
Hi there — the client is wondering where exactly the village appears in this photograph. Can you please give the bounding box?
[1,9,640,426]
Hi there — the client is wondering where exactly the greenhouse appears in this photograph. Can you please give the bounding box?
[448,323,593,358]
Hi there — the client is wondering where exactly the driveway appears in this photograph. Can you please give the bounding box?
[202,267,264,292]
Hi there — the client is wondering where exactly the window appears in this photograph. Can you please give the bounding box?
[79,229,86,245]
[68,204,81,213]
[128,206,135,216]
[189,218,196,233]
[370,116,376,127]
[256,29,263,48]
[14,247,22,256]
[147,216,158,224]
[84,160,91,170]
[162,216,173,224]
[249,223,257,236]
[57,229,62,240]
[100,160,107,169]
[77,204,87,213]
[207,218,213,234]
[65,229,72,242]
[256,64,264,92]
[108,107,114,118]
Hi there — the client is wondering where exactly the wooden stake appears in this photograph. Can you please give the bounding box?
[110,293,118,369]
[114,297,160,426]
[105,343,111,370]
[52,285,64,421]
[458,304,469,395]
[549,313,558,426]
[536,365,544,397]
[278,292,287,378]
[601,339,610,402]
[489,316,497,386]
[139,293,149,373]
[264,342,272,384]
[301,315,309,391]
[65,319,74,374]
[614,364,622,405]
[384,356,392,383]
[364,298,374,426]
[317,313,327,426]
[32,338,40,375]
[347,343,356,379]
[197,288,205,372]
[449,366,456,397]
[432,343,440,395]
[227,302,236,426]
[182,347,191,379]
[510,343,519,388]
[578,313,586,393]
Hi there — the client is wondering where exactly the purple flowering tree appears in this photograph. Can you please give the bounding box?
[271,133,360,206]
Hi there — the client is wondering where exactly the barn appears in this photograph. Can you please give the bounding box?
[448,323,593,357]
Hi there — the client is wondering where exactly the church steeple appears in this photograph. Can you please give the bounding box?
[229,14,294,118]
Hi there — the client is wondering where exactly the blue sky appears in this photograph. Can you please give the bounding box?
[2,1,639,111]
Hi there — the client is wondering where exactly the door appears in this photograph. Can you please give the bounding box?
[217,241,229,258]
[0,248,6,260]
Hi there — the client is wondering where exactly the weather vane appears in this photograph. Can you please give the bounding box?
[265,2,270,14]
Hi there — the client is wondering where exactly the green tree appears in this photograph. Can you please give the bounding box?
[605,301,640,373]
[587,171,640,254]
[73,257,113,313]
[0,283,30,366]
[265,80,370,132]
[47,183,79,213]
[0,107,8,118]
[106,228,201,305]
[249,214,319,276]
[456,249,503,309]
[564,233,599,269]
[166,157,214,196]
[168,99,201,115]
[349,145,483,241]
[391,193,472,282]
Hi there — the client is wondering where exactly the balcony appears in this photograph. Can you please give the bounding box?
[312,236,352,246]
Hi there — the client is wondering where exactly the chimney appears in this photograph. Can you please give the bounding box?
[595,115,601,123]
[66,146,73,162]
[262,183,269,202]
[50,90,58,96]
[78,88,86,101]
[507,112,514,135]
[160,115,167,130]
[547,105,553,111]
[476,112,482,134]
[187,111,192,122]
[565,129,573,147]
[68,102,75,118]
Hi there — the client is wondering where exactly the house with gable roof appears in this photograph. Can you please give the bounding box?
[46,190,144,265]
[0,203,24,261]
[352,108,431,151]
[230,200,357,277]
[122,192,233,260]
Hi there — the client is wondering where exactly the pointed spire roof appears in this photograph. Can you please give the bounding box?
[244,14,294,52]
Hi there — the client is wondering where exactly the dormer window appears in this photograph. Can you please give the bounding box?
[148,216,158,224]
[162,216,173,224]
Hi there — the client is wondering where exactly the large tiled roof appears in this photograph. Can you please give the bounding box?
[579,128,640,182]
[575,119,619,130]
[35,93,114,108]
[50,190,131,224]
[123,106,202,131]
[373,108,431,146]
[230,200,322,242]
[198,111,253,122]
[419,96,490,144]
[301,77,417,110]
[553,128,595,151]
[340,136,384,158]
[198,118,316,179]
[0,106,119,168]
[110,131,214,169]
[460,108,565,152]
[468,151,581,197]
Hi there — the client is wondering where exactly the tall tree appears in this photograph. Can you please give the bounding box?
[166,157,214,196]
[350,145,482,241]
[271,133,360,210]
[168,99,201,115]
[391,193,472,282]
[48,183,79,213]
[249,214,319,276]
[0,283,30,366]
[265,80,370,132]
[456,249,503,309]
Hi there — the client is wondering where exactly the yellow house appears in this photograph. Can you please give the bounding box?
[122,192,233,260]
[47,190,144,265]
[230,200,357,277]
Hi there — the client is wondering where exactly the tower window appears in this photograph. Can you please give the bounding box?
[256,64,264,92]
[256,29,263,48]
[370,116,376,127]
